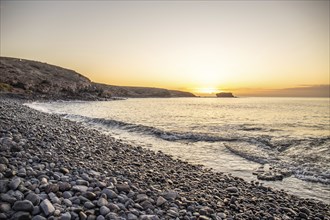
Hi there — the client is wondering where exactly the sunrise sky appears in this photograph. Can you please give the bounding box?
[0,1,329,96]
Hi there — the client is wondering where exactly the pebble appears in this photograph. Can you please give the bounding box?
[299,212,308,219]
[54,209,61,216]
[45,184,59,193]
[60,212,71,220]
[26,192,40,206]
[96,215,105,220]
[0,163,7,172]
[163,191,178,200]
[9,177,21,190]
[0,202,11,213]
[40,199,55,216]
[102,189,117,199]
[17,168,26,177]
[99,206,110,216]
[300,207,311,216]
[60,168,69,174]
[167,209,179,217]
[0,193,16,204]
[63,198,72,206]
[140,215,160,220]
[127,213,138,220]
[10,211,31,220]
[32,215,47,220]
[97,197,108,207]
[84,201,95,209]
[76,179,89,186]
[156,196,167,206]
[84,191,97,200]
[12,200,34,212]
[62,191,72,199]
[0,180,9,193]
[72,185,88,192]
[79,211,87,219]
[116,183,130,193]
[226,186,239,193]
[105,212,119,219]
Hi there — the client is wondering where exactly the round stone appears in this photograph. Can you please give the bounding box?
[9,177,21,190]
[26,192,41,206]
[12,200,34,212]
[97,198,108,207]
[100,206,110,216]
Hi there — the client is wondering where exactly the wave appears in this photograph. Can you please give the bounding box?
[224,142,330,185]
[24,102,53,114]
[62,114,330,148]
[61,114,240,143]
[60,114,330,184]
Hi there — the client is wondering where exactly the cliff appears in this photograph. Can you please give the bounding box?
[0,57,195,100]
[0,57,104,100]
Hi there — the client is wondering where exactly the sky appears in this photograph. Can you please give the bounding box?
[0,0,329,97]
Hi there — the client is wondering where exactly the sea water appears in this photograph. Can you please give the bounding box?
[27,97,330,203]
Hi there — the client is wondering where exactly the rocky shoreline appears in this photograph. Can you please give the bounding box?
[0,98,329,220]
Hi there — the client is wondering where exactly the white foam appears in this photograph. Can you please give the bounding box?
[24,102,53,114]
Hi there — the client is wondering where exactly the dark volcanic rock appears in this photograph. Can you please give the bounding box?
[9,177,21,190]
[25,193,40,206]
[116,183,130,193]
[10,211,31,220]
[12,200,34,212]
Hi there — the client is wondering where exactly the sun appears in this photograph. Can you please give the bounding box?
[195,87,220,95]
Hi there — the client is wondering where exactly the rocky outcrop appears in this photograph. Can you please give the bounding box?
[0,57,106,100]
[93,83,196,98]
[216,92,236,98]
[0,57,195,100]
[168,90,196,97]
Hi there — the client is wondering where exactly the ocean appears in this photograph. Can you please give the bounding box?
[27,97,330,203]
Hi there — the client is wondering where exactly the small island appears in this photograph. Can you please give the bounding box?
[216,92,236,98]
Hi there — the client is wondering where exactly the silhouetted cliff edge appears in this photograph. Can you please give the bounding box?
[0,57,195,100]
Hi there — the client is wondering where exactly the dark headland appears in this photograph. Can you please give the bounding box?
[0,57,329,220]
[0,57,195,101]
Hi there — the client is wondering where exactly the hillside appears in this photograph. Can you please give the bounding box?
[94,83,195,98]
[0,57,195,100]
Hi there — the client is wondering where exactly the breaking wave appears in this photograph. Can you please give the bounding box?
[62,114,239,142]
[61,113,330,185]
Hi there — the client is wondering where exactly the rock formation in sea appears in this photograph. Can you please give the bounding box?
[216,92,236,98]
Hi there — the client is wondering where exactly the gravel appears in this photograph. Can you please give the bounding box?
[0,98,329,220]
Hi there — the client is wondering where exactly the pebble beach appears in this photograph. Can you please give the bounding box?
[1,98,329,220]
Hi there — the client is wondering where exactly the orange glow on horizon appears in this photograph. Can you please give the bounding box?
[0,1,329,97]
[194,87,221,95]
